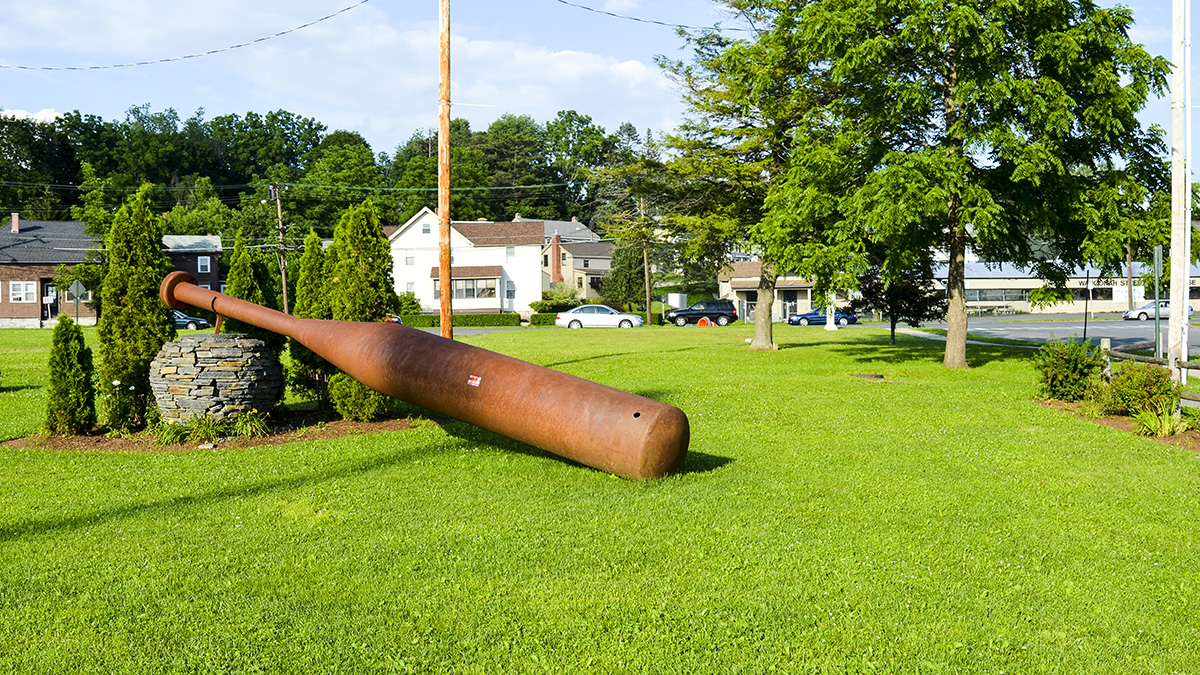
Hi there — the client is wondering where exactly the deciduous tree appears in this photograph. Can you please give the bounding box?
[760,0,1168,368]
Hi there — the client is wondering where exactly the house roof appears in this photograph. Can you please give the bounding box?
[452,221,545,246]
[514,215,598,242]
[0,220,97,265]
[718,260,765,281]
[720,260,812,290]
[429,265,503,279]
[560,241,614,257]
[162,235,222,253]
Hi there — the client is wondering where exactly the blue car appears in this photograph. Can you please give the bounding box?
[787,308,857,326]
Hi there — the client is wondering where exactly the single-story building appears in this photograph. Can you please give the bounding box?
[1,214,224,327]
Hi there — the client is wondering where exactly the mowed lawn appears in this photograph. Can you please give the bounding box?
[1,324,1197,673]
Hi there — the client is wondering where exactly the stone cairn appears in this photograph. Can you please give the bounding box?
[150,334,282,423]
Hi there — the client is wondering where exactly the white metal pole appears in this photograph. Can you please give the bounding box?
[1169,0,1191,383]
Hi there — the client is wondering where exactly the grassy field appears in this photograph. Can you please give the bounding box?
[1,324,1198,673]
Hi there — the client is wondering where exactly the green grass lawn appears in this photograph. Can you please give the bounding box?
[2,324,1198,673]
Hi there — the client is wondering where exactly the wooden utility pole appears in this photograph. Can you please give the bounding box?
[269,183,289,315]
[1169,0,1191,383]
[437,0,453,339]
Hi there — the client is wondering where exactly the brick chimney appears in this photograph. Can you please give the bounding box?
[550,233,564,284]
[10,213,17,234]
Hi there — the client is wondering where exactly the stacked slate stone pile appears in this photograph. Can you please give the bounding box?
[150,334,281,423]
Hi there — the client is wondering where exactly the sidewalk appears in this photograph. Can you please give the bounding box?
[891,326,1038,348]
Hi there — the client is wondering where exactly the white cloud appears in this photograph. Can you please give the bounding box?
[1,108,62,123]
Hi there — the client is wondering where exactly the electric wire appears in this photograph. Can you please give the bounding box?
[552,0,752,33]
[0,0,371,71]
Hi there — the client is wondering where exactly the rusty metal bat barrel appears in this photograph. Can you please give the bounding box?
[161,272,688,479]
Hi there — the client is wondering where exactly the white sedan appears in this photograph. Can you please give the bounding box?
[1123,300,1194,321]
[555,304,645,329]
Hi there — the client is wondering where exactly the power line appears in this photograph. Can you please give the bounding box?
[552,0,752,33]
[0,1,371,71]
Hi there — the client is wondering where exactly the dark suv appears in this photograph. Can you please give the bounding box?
[664,299,738,326]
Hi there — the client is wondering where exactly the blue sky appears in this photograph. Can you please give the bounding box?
[0,0,1185,157]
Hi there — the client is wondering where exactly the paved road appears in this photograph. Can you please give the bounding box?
[927,313,1200,350]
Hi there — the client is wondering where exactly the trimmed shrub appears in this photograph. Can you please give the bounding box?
[1031,337,1103,401]
[530,313,558,326]
[1108,361,1180,415]
[44,315,97,435]
[399,313,522,328]
[328,373,390,422]
[529,299,582,313]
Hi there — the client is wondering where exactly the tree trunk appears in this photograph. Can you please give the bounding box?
[943,220,969,369]
[750,262,777,351]
[889,317,897,345]
[941,42,969,369]
[643,242,652,326]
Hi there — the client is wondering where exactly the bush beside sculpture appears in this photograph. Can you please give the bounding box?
[328,373,389,422]
[150,334,282,423]
[44,315,97,435]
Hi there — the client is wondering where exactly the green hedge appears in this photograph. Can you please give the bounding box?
[401,313,522,328]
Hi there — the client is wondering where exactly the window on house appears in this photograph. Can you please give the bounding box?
[406,282,415,294]
[199,284,211,291]
[9,281,36,303]
[434,278,498,300]
[582,259,590,268]
[506,281,515,300]
[405,254,414,266]
[561,252,567,264]
[198,256,211,274]
[543,255,549,267]
[576,277,583,288]
[422,222,430,234]
[220,283,228,294]
[506,246,515,258]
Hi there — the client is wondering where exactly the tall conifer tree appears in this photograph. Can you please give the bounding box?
[98,184,175,430]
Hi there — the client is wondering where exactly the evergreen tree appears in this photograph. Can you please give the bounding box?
[327,200,399,322]
[290,229,334,405]
[98,185,176,431]
[602,243,649,311]
[325,200,398,420]
[223,231,285,354]
[44,315,96,435]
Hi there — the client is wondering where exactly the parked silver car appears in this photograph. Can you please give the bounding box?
[1122,300,1194,321]
[555,305,645,329]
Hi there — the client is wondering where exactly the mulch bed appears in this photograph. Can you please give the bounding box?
[0,411,418,453]
[1037,399,1200,453]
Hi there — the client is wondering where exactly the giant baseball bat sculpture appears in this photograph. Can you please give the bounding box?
[161,272,688,480]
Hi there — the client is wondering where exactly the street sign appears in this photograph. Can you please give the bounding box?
[69,280,85,320]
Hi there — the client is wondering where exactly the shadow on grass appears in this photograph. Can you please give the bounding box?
[441,421,733,479]
[542,345,703,369]
[806,332,1033,367]
[0,385,40,394]
[0,442,444,543]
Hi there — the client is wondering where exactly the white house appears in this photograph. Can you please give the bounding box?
[389,208,550,314]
